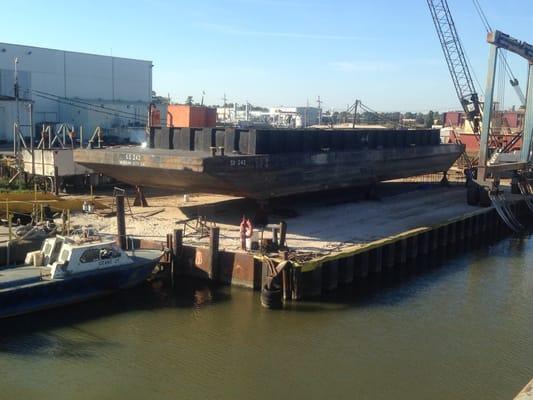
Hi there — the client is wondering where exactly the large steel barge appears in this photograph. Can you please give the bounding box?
[74,127,464,200]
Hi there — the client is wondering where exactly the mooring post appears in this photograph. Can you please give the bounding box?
[280,251,292,300]
[166,233,173,264]
[116,194,127,250]
[172,229,183,275]
[208,227,220,280]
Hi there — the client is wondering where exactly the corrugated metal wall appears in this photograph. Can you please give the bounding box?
[0,42,152,140]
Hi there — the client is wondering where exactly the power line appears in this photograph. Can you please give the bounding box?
[31,89,147,120]
[32,92,146,123]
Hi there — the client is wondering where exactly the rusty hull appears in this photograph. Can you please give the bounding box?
[74,144,463,200]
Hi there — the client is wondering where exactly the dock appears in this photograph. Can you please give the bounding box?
[61,181,530,301]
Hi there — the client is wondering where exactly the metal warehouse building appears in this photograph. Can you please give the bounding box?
[0,42,153,142]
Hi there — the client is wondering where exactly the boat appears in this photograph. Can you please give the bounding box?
[74,127,464,200]
[0,232,162,318]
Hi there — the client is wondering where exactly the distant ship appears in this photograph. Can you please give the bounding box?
[74,128,464,200]
[0,234,162,319]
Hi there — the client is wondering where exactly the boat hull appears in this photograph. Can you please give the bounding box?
[74,144,464,199]
[0,258,157,319]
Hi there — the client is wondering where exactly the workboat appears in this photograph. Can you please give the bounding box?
[0,233,162,319]
[74,127,464,200]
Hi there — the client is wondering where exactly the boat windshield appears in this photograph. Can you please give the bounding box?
[48,238,64,265]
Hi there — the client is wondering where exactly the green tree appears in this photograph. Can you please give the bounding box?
[185,96,194,105]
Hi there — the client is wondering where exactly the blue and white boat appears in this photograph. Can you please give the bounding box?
[0,234,162,318]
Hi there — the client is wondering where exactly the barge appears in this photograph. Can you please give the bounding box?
[74,128,464,200]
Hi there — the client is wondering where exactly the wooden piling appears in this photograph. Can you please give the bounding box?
[116,194,127,250]
[208,227,220,280]
[172,229,183,274]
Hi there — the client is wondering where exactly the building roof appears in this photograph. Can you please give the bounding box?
[0,42,152,64]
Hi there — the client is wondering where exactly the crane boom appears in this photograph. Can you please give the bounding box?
[427,0,482,132]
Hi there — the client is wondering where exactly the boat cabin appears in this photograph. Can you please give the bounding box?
[26,236,132,279]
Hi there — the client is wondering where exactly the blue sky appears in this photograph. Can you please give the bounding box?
[2,0,532,111]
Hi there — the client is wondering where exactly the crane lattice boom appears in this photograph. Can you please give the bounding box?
[427,0,481,131]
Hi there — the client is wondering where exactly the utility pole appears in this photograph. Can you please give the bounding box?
[317,95,322,126]
[222,93,227,124]
[14,57,20,156]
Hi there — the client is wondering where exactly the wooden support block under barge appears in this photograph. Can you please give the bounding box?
[74,128,464,200]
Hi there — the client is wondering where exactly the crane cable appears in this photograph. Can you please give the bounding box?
[471,0,522,98]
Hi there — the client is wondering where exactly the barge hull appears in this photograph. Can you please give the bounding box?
[74,144,463,199]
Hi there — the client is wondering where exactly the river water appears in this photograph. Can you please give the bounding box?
[1,234,532,400]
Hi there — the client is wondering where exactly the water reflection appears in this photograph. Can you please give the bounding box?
[0,233,531,400]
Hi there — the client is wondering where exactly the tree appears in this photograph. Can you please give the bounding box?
[185,96,194,105]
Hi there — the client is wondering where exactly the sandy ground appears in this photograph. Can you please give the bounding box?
[62,183,483,258]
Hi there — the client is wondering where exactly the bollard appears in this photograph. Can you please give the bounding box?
[172,229,183,274]
[116,194,127,250]
[208,227,220,280]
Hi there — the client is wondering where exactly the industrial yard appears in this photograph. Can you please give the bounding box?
[1,0,533,399]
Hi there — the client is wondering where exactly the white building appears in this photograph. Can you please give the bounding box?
[0,42,153,142]
[268,106,320,128]
[216,104,320,128]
